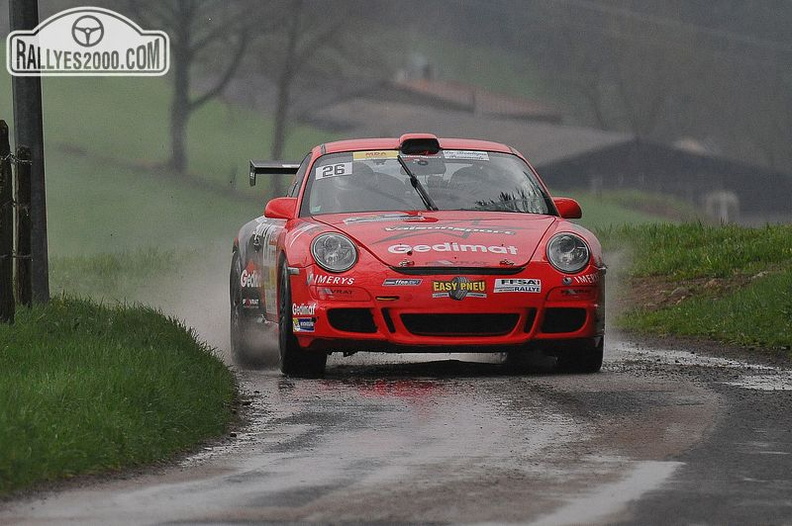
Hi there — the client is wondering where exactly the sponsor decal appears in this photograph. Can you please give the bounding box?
[292,303,317,316]
[321,287,354,296]
[242,298,260,308]
[315,286,369,301]
[383,278,422,286]
[432,277,487,300]
[573,272,601,285]
[443,150,490,161]
[253,221,276,239]
[309,273,355,286]
[292,317,315,333]
[561,288,595,298]
[388,242,518,255]
[384,225,515,236]
[344,213,428,225]
[353,150,398,160]
[315,162,352,180]
[494,278,542,293]
[291,222,321,241]
[240,261,262,288]
[7,6,169,76]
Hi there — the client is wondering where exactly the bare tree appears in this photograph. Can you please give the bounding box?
[127,0,262,175]
[536,1,613,129]
[270,1,347,156]
[263,0,354,195]
[609,16,698,137]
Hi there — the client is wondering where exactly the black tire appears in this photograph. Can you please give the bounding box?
[504,347,556,374]
[556,338,604,374]
[278,259,326,378]
[230,251,267,367]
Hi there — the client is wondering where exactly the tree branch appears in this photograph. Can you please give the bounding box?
[293,17,344,73]
[189,29,250,111]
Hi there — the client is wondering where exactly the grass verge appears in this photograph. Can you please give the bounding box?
[604,223,792,352]
[50,248,185,300]
[570,189,701,230]
[0,297,236,496]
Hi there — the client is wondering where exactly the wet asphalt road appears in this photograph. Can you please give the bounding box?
[2,337,792,525]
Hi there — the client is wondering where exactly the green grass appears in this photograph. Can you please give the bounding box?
[0,49,334,186]
[606,223,792,279]
[0,297,236,495]
[0,40,338,257]
[35,74,332,184]
[43,148,256,256]
[609,223,792,351]
[50,248,185,299]
[569,189,700,231]
[621,269,792,349]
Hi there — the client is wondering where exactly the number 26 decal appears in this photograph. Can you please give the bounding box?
[317,162,352,179]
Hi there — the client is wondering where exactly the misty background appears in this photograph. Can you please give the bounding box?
[3,0,791,173]
[1,0,790,351]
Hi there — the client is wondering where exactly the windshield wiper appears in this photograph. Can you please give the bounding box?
[398,155,438,211]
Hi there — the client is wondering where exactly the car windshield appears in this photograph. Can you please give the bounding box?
[303,150,552,215]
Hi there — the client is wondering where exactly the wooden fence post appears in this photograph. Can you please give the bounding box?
[0,120,15,324]
[15,146,32,307]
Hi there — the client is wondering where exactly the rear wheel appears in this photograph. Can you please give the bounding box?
[230,251,266,367]
[278,260,326,378]
[556,338,604,373]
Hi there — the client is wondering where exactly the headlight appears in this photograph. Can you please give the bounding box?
[311,233,358,273]
[547,233,590,273]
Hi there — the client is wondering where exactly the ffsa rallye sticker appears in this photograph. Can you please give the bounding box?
[493,278,542,293]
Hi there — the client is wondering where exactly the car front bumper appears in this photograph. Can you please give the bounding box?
[287,264,605,353]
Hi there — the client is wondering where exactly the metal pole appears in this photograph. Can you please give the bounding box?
[10,0,49,303]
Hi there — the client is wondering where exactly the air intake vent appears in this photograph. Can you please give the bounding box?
[327,308,377,333]
[401,313,518,337]
[541,308,586,334]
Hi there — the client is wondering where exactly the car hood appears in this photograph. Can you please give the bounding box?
[314,212,557,268]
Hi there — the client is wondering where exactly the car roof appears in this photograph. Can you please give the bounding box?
[320,137,516,155]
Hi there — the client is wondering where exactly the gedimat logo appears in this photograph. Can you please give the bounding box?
[6,6,169,76]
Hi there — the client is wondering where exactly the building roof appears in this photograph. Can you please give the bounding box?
[310,98,632,166]
[388,79,564,122]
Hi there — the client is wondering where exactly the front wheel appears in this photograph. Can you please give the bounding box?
[278,260,326,378]
[556,338,604,373]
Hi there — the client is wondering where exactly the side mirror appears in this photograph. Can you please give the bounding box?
[553,197,582,219]
[264,197,298,219]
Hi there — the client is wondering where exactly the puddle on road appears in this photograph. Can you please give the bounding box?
[611,341,792,391]
[530,460,683,526]
[4,347,725,524]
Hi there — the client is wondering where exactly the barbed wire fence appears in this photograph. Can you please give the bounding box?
[1,119,33,324]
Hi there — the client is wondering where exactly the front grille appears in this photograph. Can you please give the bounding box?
[401,313,519,337]
[327,308,377,333]
[541,308,586,334]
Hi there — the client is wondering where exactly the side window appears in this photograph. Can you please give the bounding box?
[287,153,311,198]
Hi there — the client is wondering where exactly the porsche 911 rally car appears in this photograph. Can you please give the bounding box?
[231,133,605,377]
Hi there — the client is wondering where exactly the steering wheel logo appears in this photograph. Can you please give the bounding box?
[71,15,104,47]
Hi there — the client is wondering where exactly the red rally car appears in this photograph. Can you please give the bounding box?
[231,133,605,377]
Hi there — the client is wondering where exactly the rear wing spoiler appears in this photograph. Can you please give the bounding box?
[249,161,300,186]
